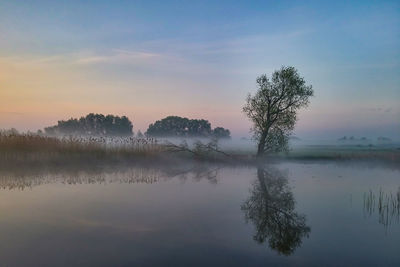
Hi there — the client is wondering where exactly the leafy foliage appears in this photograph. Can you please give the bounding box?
[212,127,231,139]
[146,116,230,138]
[44,113,133,136]
[243,66,313,156]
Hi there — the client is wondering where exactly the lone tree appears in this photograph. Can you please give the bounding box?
[243,66,313,157]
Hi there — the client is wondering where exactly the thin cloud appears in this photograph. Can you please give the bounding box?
[74,50,164,65]
[136,28,314,56]
[1,50,167,67]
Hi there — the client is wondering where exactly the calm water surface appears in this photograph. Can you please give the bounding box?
[0,162,399,266]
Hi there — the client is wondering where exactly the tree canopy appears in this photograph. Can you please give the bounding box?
[145,116,230,138]
[243,66,313,156]
[44,113,133,136]
[212,127,231,139]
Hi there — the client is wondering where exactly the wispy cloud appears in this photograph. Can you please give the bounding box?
[74,49,163,65]
[0,27,312,76]
[135,28,313,56]
[0,49,169,67]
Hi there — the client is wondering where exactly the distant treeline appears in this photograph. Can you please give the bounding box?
[44,114,231,138]
[338,136,392,142]
[45,113,133,136]
[146,116,230,138]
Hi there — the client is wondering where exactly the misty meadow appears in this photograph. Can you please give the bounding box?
[1,1,399,267]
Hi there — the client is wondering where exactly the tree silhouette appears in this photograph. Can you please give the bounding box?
[44,113,133,136]
[243,66,313,157]
[212,127,231,139]
[146,116,230,138]
[241,167,310,255]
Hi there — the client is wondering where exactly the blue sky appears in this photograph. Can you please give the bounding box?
[0,0,399,139]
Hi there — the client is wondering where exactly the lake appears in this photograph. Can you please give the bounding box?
[0,161,399,266]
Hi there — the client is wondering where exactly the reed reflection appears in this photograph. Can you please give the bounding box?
[364,188,400,230]
[0,164,221,190]
[241,167,310,255]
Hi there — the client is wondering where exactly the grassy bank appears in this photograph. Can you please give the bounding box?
[280,145,400,163]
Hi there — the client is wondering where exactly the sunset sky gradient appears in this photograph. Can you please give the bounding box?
[1,0,399,139]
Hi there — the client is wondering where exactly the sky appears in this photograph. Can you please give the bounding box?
[0,0,399,139]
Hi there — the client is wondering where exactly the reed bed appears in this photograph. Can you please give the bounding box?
[0,133,165,167]
[0,133,160,152]
[0,133,244,168]
[364,187,400,229]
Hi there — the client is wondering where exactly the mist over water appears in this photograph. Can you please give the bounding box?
[0,161,399,266]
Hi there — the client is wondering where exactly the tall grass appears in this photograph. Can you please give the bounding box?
[0,133,160,152]
[0,133,164,167]
[0,133,242,168]
[364,187,400,229]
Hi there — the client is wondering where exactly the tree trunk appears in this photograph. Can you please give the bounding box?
[257,131,268,157]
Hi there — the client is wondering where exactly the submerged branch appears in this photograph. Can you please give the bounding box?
[164,139,237,160]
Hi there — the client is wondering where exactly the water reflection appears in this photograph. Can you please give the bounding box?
[364,188,400,229]
[0,164,221,190]
[1,162,399,266]
[241,167,311,255]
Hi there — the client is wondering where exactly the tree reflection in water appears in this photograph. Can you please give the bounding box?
[241,167,310,255]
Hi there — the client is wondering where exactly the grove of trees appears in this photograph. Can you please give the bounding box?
[212,127,231,139]
[44,113,133,136]
[145,116,230,138]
